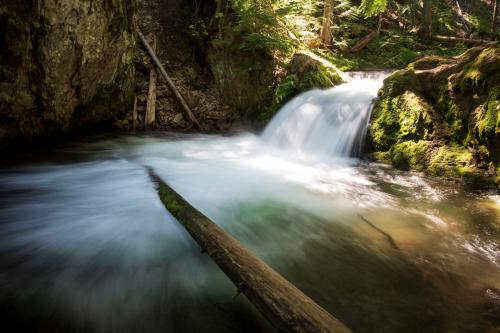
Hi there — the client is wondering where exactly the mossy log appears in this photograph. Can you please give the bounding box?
[148,169,351,333]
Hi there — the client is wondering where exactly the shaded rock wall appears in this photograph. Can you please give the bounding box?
[0,0,137,143]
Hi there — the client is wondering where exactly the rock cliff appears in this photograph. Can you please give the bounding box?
[0,0,137,143]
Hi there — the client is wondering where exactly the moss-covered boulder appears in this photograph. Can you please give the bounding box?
[0,0,137,144]
[259,52,345,122]
[367,45,500,189]
[287,53,344,91]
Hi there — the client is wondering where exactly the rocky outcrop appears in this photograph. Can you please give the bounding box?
[367,45,500,189]
[0,0,137,143]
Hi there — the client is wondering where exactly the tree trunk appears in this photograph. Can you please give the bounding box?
[148,169,352,333]
[419,0,433,41]
[493,0,499,39]
[145,35,157,129]
[320,0,333,46]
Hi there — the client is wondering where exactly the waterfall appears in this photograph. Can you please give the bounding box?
[261,72,388,158]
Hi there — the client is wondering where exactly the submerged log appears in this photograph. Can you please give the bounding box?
[137,30,202,130]
[145,35,157,129]
[148,169,352,333]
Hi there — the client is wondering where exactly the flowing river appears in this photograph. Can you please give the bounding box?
[0,73,499,333]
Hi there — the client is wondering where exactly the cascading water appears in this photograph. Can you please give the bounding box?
[262,72,389,157]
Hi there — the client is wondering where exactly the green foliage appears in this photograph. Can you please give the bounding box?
[213,0,294,56]
[388,140,429,171]
[432,0,495,38]
[359,0,388,18]
[368,90,433,152]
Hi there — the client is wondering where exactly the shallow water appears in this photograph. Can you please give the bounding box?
[0,132,499,333]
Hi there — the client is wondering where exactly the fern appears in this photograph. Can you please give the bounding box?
[359,0,388,17]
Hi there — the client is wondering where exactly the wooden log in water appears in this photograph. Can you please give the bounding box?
[145,35,157,129]
[148,169,352,333]
[137,30,202,130]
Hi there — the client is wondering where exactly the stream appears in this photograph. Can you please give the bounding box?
[0,73,499,333]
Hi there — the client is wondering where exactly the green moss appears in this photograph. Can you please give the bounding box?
[454,47,500,92]
[388,141,430,171]
[428,145,473,178]
[475,85,500,137]
[159,186,182,217]
[380,69,419,97]
[367,48,499,188]
[368,91,433,152]
[260,53,344,123]
[436,86,464,141]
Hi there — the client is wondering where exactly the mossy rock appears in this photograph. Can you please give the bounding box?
[367,45,500,189]
[368,91,434,152]
[288,53,344,90]
[259,52,345,123]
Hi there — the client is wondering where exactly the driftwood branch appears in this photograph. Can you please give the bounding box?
[148,169,352,333]
[145,35,157,129]
[358,214,399,251]
[137,30,203,130]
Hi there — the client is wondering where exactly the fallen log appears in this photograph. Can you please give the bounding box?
[431,35,495,45]
[148,169,352,333]
[137,30,203,130]
[145,35,157,129]
[349,31,378,53]
[132,95,138,131]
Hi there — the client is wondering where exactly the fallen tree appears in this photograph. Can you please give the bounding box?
[137,30,202,130]
[145,34,157,129]
[148,169,352,333]
[431,35,496,45]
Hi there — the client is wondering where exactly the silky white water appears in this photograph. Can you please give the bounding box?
[262,72,388,157]
[0,73,499,333]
